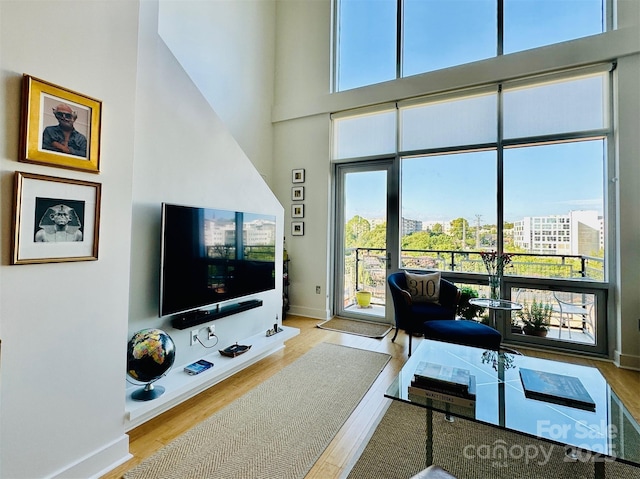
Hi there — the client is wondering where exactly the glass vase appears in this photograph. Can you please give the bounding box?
[488,275,500,302]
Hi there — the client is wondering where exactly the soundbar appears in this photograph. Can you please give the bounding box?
[171,299,263,330]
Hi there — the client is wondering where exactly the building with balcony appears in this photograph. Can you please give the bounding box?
[513,210,602,256]
[402,217,423,236]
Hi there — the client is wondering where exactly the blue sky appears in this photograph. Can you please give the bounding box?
[340,0,606,226]
[347,141,604,225]
[338,0,603,91]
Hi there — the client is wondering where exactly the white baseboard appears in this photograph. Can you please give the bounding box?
[287,305,330,320]
[614,349,640,371]
[49,434,130,479]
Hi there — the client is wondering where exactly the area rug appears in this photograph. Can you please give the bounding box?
[123,342,390,479]
[316,317,392,338]
[346,400,639,479]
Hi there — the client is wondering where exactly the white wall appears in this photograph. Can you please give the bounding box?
[130,0,283,369]
[272,0,640,366]
[0,0,282,477]
[157,0,276,182]
[0,1,637,476]
[273,114,332,320]
[0,1,138,477]
[614,52,640,369]
[270,0,334,321]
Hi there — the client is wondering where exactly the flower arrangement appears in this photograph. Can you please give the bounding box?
[480,251,513,300]
[479,251,513,277]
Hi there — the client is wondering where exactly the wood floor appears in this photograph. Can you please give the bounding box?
[102,315,640,479]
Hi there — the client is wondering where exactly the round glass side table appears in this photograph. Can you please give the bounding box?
[469,298,523,330]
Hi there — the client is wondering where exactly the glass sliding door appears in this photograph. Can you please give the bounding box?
[334,160,398,321]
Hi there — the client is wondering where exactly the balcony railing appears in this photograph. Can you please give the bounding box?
[347,247,604,305]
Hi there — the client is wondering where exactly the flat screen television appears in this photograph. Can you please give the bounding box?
[160,203,276,318]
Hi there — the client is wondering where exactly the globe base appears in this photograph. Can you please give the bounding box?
[131,383,165,401]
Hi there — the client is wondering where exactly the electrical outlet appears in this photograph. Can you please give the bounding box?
[316,286,321,294]
[190,329,199,346]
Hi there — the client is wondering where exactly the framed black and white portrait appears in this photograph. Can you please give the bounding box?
[11,172,101,264]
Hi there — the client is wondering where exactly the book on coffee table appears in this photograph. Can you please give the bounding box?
[409,375,477,408]
[413,361,471,394]
[519,368,596,411]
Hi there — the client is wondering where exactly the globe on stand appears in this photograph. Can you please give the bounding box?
[127,328,176,401]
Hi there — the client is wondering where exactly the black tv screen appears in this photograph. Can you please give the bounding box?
[160,203,276,317]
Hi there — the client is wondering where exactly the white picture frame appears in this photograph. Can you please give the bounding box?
[292,204,304,218]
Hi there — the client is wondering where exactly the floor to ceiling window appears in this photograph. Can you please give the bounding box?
[332,66,612,356]
[402,0,496,77]
[334,0,606,92]
[334,0,397,92]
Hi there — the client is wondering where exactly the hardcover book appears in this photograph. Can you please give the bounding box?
[410,374,476,399]
[413,361,471,394]
[408,375,477,409]
[408,387,476,409]
[519,368,596,411]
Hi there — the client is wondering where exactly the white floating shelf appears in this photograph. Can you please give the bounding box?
[125,325,299,430]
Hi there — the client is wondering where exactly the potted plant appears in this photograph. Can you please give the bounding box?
[457,286,485,320]
[355,290,372,308]
[510,315,523,334]
[517,299,552,337]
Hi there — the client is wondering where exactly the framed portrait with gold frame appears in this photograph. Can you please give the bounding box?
[19,74,102,173]
[11,172,101,264]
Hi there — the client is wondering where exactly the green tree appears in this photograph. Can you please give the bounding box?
[450,217,469,242]
[361,221,387,249]
[401,230,459,251]
[401,231,432,250]
[429,233,458,251]
[345,215,370,248]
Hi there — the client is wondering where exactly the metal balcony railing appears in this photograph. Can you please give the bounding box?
[347,247,604,306]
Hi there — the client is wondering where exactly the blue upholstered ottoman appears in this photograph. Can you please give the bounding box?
[423,319,502,350]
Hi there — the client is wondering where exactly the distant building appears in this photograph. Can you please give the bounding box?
[204,217,276,251]
[245,218,277,246]
[402,217,423,236]
[513,210,602,255]
[205,217,235,246]
[422,220,451,234]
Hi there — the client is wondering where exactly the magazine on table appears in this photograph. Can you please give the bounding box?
[519,368,596,411]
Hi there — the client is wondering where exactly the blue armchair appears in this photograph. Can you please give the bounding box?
[388,271,502,355]
[387,271,460,355]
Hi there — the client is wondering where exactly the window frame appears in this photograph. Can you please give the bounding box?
[333,0,610,93]
[331,65,614,356]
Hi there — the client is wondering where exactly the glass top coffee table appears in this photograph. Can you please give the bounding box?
[469,297,522,329]
[385,339,640,478]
